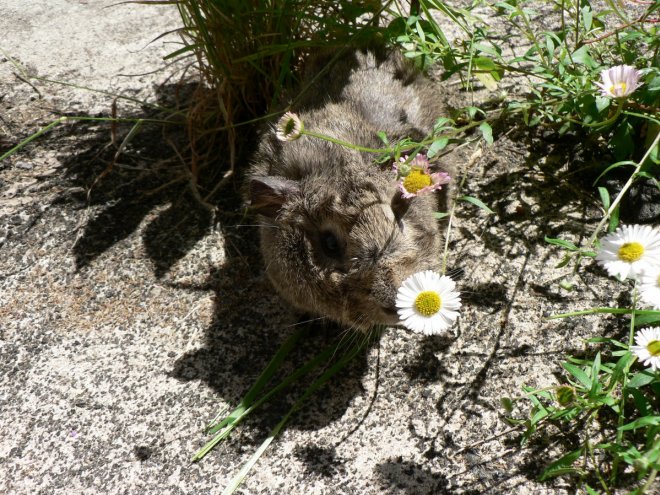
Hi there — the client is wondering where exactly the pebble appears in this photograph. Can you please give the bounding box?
[15,161,33,170]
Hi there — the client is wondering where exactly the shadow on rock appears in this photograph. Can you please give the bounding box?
[168,180,374,441]
[43,82,232,274]
[469,126,659,257]
[402,334,454,384]
[375,459,450,495]
[294,444,346,479]
[27,78,375,446]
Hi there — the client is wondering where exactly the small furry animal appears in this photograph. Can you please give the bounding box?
[247,47,453,330]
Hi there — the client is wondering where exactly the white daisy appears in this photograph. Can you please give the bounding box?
[275,112,304,141]
[395,270,461,335]
[595,224,660,280]
[640,267,660,310]
[594,65,642,99]
[631,327,660,372]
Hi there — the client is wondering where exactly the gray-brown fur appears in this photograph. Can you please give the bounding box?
[247,48,453,330]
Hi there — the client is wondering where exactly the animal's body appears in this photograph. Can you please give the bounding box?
[248,47,452,330]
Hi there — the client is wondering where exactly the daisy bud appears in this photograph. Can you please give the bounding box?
[275,112,304,142]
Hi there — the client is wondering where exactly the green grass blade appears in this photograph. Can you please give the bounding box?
[220,332,374,493]
[194,330,360,461]
[221,430,277,495]
[562,362,592,390]
[458,195,494,214]
[548,308,660,319]
[0,118,66,162]
[205,325,307,433]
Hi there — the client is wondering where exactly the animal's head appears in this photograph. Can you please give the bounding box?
[249,161,447,330]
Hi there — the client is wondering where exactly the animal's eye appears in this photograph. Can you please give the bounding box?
[320,230,343,259]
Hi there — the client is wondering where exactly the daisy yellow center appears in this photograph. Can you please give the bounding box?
[609,82,627,96]
[414,291,441,316]
[617,242,644,262]
[647,340,660,356]
[403,168,432,194]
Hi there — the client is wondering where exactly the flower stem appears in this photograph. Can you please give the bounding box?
[560,99,625,129]
[587,130,660,247]
[301,130,387,153]
[300,120,484,157]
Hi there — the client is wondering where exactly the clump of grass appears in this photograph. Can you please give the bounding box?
[154,0,390,200]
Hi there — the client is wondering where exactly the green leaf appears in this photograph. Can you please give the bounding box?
[581,6,593,32]
[555,254,572,269]
[586,337,627,348]
[433,212,450,219]
[571,45,596,68]
[433,117,454,133]
[427,137,449,158]
[608,352,633,388]
[648,74,660,93]
[627,371,656,389]
[611,121,635,160]
[539,449,583,481]
[163,43,197,60]
[562,362,592,390]
[618,416,660,431]
[544,237,578,251]
[465,106,486,119]
[458,195,494,214]
[495,1,518,13]
[376,131,389,145]
[595,96,610,113]
[415,20,426,43]
[634,311,660,327]
[608,204,620,233]
[598,187,610,210]
[530,406,550,425]
[593,395,617,407]
[473,42,500,57]
[500,397,514,413]
[473,56,498,71]
[590,352,601,394]
[592,160,636,185]
[626,388,653,416]
[479,122,494,145]
[544,34,555,58]
[584,485,599,495]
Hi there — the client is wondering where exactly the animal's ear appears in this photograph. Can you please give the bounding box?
[249,176,300,218]
[390,188,411,220]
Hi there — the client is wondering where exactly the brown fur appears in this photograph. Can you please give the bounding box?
[247,48,453,330]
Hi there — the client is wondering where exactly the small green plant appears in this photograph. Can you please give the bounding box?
[504,310,660,492]
[501,134,660,492]
[392,2,660,493]
[394,0,659,161]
